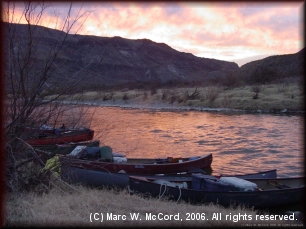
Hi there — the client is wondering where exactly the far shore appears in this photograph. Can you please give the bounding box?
[51,82,305,114]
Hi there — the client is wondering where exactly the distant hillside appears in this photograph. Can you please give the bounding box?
[237,48,304,84]
[4,22,304,91]
[4,22,239,90]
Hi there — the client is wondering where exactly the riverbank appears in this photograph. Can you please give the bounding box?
[4,180,303,227]
[4,82,304,227]
[55,82,304,114]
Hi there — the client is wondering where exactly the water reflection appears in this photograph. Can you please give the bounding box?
[83,107,303,177]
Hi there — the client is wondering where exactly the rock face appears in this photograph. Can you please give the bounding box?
[4,23,239,88]
[93,36,240,85]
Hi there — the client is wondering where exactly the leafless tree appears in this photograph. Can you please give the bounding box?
[182,87,201,100]
[2,1,102,192]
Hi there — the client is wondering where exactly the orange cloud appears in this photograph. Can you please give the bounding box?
[4,1,303,66]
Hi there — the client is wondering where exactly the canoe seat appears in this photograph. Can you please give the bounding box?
[268,180,291,189]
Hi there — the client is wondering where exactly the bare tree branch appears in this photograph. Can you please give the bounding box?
[3,2,103,193]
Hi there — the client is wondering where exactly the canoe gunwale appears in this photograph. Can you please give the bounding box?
[59,153,213,175]
[25,129,94,146]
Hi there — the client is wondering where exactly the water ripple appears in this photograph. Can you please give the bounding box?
[89,106,304,177]
[150,129,163,133]
[195,140,221,145]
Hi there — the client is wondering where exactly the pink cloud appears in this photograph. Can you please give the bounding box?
[4,1,303,64]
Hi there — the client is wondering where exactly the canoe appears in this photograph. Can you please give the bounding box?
[59,153,213,175]
[29,140,100,166]
[219,169,277,179]
[34,140,100,155]
[25,128,94,146]
[128,175,305,209]
[60,163,277,189]
[25,125,68,134]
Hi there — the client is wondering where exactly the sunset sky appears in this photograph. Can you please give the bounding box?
[6,1,305,66]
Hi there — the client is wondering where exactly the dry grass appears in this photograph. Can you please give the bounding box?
[55,82,304,113]
[4,182,299,228]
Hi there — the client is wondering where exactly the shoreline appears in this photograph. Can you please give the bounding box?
[49,83,304,115]
[59,99,305,115]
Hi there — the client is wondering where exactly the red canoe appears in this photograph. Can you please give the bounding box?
[59,153,213,175]
[25,128,94,146]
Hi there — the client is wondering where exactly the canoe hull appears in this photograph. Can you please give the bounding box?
[60,164,277,189]
[61,164,131,188]
[129,176,305,209]
[26,129,94,145]
[59,154,213,175]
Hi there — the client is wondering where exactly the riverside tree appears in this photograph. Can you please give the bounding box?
[2,1,101,192]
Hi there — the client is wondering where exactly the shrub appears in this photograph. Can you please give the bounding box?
[134,91,141,98]
[222,72,241,88]
[253,93,259,99]
[205,87,220,105]
[183,87,201,100]
[149,82,160,95]
[102,92,113,101]
[220,95,233,108]
[122,94,129,100]
[277,83,289,93]
[169,95,177,104]
[251,85,261,93]
[161,90,167,100]
[143,92,148,101]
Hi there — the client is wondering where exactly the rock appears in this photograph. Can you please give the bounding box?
[281,109,287,113]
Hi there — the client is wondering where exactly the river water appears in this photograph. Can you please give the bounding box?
[80,106,304,178]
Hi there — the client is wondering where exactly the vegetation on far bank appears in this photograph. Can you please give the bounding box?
[47,81,304,114]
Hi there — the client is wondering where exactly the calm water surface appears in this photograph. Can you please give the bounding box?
[84,106,304,178]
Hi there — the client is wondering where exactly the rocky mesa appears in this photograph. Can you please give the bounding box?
[4,22,239,88]
[4,22,304,91]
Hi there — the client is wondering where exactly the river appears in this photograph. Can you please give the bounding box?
[79,106,304,178]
